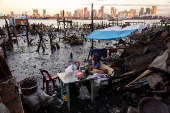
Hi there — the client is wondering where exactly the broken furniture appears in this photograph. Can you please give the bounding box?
[11,17,30,45]
[39,69,60,94]
[57,73,97,110]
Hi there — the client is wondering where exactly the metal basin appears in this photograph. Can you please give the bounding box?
[138,97,169,113]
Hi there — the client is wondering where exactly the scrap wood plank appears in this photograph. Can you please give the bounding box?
[115,66,147,78]
[125,69,152,87]
[118,70,136,77]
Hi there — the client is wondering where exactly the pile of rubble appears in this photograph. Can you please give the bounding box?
[106,26,170,113]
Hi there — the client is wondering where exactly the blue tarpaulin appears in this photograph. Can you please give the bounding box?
[85,29,137,40]
[85,24,147,40]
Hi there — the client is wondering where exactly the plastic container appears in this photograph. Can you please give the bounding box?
[75,72,82,77]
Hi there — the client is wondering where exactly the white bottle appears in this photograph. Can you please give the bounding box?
[72,64,74,76]
[73,64,77,76]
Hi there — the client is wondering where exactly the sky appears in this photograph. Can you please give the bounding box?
[0,0,170,16]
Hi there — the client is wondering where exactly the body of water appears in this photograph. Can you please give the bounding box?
[0,19,161,28]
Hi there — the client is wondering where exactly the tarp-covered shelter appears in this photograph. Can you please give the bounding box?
[10,16,28,26]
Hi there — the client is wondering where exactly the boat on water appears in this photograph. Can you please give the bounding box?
[28,17,49,19]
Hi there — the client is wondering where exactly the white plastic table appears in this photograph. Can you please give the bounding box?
[57,73,97,111]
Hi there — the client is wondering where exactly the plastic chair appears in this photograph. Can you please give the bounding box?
[74,60,80,70]
[39,69,60,94]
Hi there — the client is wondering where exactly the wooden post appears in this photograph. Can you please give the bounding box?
[63,10,66,39]
[49,32,56,51]
[5,17,13,48]
[5,17,11,41]
[36,30,45,52]
[91,3,94,49]
[26,25,29,46]
[12,18,18,43]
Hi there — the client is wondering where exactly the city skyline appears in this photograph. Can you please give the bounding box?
[2,6,160,19]
[0,0,170,16]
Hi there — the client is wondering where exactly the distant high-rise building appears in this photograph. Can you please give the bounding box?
[43,9,46,17]
[69,12,72,17]
[74,10,77,17]
[77,9,81,17]
[10,11,14,17]
[33,9,38,17]
[146,8,151,14]
[114,9,117,17]
[139,7,144,16]
[152,6,157,16]
[130,9,136,15]
[93,9,97,17]
[87,11,90,17]
[84,7,87,17]
[111,7,114,17]
[80,9,83,17]
[101,6,104,16]
[66,11,69,17]
[98,9,102,17]
[60,10,64,17]
[123,10,128,13]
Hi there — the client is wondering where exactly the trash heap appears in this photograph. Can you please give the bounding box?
[107,26,170,113]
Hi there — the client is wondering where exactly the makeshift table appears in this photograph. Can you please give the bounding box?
[57,73,97,110]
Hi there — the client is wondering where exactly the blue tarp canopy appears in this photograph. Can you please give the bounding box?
[85,29,136,40]
[85,24,147,40]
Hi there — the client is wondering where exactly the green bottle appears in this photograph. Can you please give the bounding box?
[85,64,89,78]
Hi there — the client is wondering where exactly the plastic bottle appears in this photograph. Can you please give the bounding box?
[72,64,74,76]
[85,64,89,78]
[73,64,76,71]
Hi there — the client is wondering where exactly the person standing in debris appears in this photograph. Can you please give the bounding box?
[85,53,101,71]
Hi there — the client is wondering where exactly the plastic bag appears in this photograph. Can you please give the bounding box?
[22,92,41,112]
[79,86,91,100]
[22,89,53,112]
[65,64,77,76]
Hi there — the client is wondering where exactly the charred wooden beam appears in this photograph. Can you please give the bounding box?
[36,30,45,52]
[0,53,11,79]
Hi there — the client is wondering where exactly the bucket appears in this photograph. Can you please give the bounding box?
[20,77,38,95]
